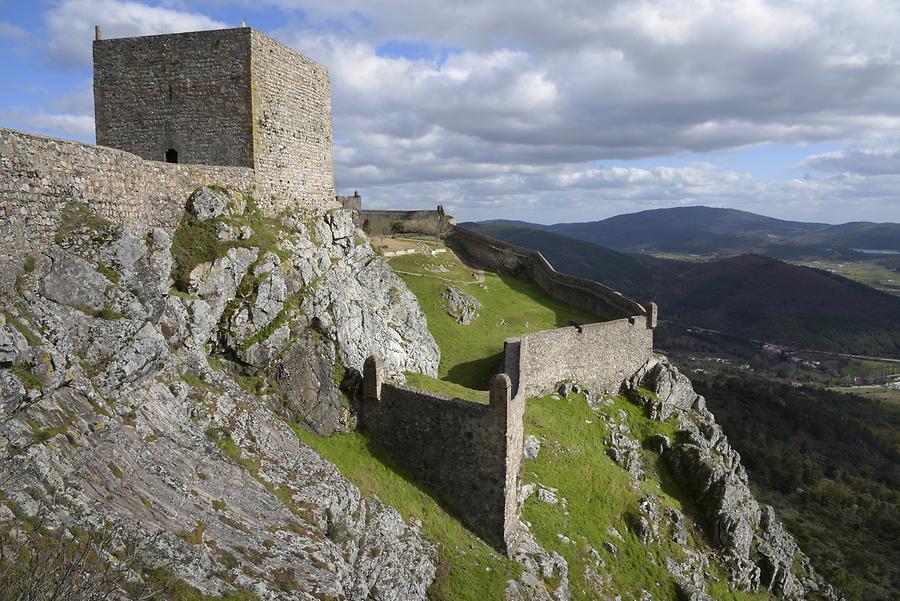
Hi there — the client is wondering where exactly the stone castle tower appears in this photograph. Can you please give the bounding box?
[92,27,335,213]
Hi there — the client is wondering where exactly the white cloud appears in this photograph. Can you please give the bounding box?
[1,108,95,139]
[802,147,900,176]
[13,0,900,222]
[44,0,229,68]
[246,1,900,222]
[0,21,31,42]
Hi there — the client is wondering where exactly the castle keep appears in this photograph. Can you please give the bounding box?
[1,27,336,292]
[93,27,335,213]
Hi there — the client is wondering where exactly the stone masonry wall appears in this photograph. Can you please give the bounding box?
[513,317,654,399]
[93,28,254,169]
[93,27,337,216]
[448,225,645,321]
[250,30,336,214]
[359,226,655,551]
[358,209,454,236]
[0,128,254,293]
[361,357,522,551]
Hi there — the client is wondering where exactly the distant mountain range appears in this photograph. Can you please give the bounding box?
[476,206,900,258]
[462,220,900,358]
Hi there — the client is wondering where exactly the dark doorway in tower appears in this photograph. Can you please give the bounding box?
[165,148,178,163]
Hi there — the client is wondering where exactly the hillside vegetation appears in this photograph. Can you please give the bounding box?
[301,244,825,600]
[696,372,900,601]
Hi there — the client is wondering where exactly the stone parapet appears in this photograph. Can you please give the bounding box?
[361,356,524,551]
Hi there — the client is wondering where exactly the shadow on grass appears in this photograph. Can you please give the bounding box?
[497,273,600,328]
[445,351,504,389]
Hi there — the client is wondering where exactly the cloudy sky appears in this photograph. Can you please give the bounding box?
[3,0,900,224]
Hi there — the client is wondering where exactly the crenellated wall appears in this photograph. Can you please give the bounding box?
[0,128,255,293]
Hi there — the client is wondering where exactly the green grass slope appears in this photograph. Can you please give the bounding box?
[388,247,598,390]
[523,391,767,601]
[293,427,522,600]
[460,223,900,358]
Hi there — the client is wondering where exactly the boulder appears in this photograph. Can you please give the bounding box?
[187,187,228,220]
[441,286,481,325]
[524,434,541,460]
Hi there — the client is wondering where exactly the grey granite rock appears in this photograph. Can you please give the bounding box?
[441,286,481,325]
[524,434,541,460]
[187,186,228,220]
[273,332,346,435]
[0,320,29,364]
[626,356,838,600]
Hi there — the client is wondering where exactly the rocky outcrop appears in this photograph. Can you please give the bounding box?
[441,286,481,325]
[0,200,438,599]
[624,357,840,601]
[506,524,570,601]
[168,196,440,435]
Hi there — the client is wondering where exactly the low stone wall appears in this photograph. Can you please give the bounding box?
[513,317,653,398]
[0,128,255,293]
[447,225,645,321]
[358,208,454,236]
[361,356,523,551]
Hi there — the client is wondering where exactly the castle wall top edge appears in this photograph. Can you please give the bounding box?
[92,27,327,72]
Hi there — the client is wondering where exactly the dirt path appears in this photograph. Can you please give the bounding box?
[391,268,484,286]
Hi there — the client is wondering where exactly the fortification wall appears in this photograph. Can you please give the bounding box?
[358,208,453,236]
[93,28,254,169]
[447,226,645,321]
[513,317,653,398]
[0,128,254,293]
[337,194,361,211]
[358,225,656,550]
[361,357,522,551]
[249,30,336,214]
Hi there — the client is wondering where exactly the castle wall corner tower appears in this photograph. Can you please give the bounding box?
[92,27,336,214]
